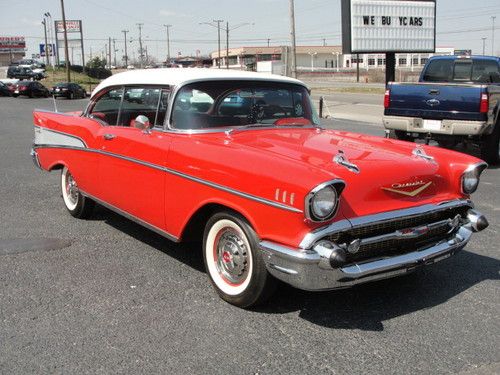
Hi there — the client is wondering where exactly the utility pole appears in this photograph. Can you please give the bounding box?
[482,37,487,56]
[323,38,326,46]
[267,38,270,47]
[492,16,496,55]
[60,0,70,81]
[122,30,128,67]
[42,19,49,66]
[213,19,224,68]
[137,23,144,68]
[163,24,172,63]
[289,0,297,78]
[113,38,117,67]
[108,37,112,68]
[226,21,230,69]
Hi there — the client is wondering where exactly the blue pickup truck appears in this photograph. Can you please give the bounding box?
[383,55,500,164]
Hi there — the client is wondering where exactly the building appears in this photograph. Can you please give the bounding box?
[0,36,26,66]
[210,45,455,74]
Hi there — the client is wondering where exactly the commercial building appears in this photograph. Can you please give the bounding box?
[0,36,26,66]
[210,45,455,73]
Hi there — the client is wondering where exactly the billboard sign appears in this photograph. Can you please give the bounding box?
[40,43,56,57]
[55,20,81,33]
[341,0,436,53]
[0,36,26,52]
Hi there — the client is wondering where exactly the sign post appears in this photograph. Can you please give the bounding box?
[341,0,436,85]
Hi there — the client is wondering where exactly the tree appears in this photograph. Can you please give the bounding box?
[86,57,107,69]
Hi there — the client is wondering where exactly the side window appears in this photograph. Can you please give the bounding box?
[118,87,163,127]
[89,87,123,125]
[472,60,500,83]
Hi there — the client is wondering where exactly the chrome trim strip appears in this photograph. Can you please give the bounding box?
[33,144,303,213]
[80,190,179,243]
[30,147,42,170]
[299,199,473,249]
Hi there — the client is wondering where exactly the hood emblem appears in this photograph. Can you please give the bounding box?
[334,150,360,174]
[412,146,435,162]
[382,180,432,197]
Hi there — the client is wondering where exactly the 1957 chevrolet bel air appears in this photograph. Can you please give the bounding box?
[32,69,489,307]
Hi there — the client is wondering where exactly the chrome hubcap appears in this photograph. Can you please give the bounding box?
[65,173,79,205]
[215,229,249,284]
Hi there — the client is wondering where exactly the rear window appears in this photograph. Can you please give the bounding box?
[423,58,499,83]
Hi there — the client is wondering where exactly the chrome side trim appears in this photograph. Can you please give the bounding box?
[299,199,473,249]
[30,147,42,170]
[80,190,180,243]
[33,144,303,214]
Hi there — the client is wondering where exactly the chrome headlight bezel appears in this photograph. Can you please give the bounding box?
[461,162,488,195]
[305,179,345,222]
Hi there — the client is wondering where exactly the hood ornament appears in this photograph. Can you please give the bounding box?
[334,150,360,174]
[412,146,435,162]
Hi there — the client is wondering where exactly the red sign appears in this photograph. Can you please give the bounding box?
[0,36,26,51]
[55,20,81,33]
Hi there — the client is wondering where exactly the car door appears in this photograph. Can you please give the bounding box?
[89,86,171,230]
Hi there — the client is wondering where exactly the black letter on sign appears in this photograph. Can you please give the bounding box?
[370,16,375,25]
[363,16,370,25]
[382,16,391,25]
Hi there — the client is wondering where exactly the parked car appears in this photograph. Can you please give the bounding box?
[383,55,500,164]
[0,82,11,96]
[51,82,87,99]
[31,69,488,308]
[13,81,49,98]
[7,65,45,81]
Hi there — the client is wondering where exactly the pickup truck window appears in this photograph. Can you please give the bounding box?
[423,58,499,83]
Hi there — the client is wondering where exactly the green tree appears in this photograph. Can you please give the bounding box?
[86,57,107,69]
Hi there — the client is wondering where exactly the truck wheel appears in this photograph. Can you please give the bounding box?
[481,124,500,165]
[203,211,275,308]
[61,167,95,218]
[389,130,413,142]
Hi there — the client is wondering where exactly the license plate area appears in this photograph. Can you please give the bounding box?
[422,119,442,131]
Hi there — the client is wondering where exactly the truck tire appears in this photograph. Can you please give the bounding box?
[481,123,500,165]
[389,130,413,142]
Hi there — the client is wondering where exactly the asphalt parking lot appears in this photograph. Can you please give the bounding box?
[0,96,498,374]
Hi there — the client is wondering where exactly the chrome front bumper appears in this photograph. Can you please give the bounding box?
[259,204,487,291]
[383,115,491,136]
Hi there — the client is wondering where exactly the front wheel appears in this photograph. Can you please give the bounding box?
[203,211,275,308]
[61,167,94,218]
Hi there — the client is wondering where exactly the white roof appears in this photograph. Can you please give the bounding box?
[91,68,306,98]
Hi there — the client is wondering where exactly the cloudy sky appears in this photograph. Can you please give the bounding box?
[1,0,499,64]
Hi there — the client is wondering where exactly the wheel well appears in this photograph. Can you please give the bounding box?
[49,163,64,171]
[180,203,248,243]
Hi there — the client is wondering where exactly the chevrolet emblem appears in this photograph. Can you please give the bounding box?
[381,181,432,197]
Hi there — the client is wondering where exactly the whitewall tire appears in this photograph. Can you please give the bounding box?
[61,167,94,218]
[203,211,275,308]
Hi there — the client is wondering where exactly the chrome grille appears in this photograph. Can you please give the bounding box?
[327,206,469,264]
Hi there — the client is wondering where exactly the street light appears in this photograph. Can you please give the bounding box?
[224,22,253,69]
[200,20,224,68]
[482,37,487,56]
[308,52,317,72]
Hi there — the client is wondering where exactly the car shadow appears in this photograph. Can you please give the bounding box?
[90,205,498,331]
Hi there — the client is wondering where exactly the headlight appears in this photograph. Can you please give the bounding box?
[461,162,488,194]
[305,180,345,222]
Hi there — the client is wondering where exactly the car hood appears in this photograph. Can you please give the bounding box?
[228,127,459,218]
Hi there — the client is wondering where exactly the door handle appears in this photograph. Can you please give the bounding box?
[429,89,440,95]
[103,133,116,140]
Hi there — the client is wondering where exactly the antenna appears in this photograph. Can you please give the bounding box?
[52,94,58,112]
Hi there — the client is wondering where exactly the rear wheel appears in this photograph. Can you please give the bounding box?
[61,167,94,218]
[481,124,500,165]
[203,211,275,308]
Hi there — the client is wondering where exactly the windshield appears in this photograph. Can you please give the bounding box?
[171,81,319,130]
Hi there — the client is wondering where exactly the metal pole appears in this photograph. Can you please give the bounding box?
[226,21,229,69]
[54,20,60,66]
[267,38,270,47]
[213,19,223,68]
[122,30,128,67]
[385,52,396,86]
[289,0,297,78]
[356,53,360,82]
[137,23,144,68]
[47,13,55,68]
[163,25,171,63]
[108,37,112,68]
[60,0,70,81]
[492,16,496,55]
[42,19,49,66]
[113,38,116,67]
[80,20,85,69]
[482,37,487,56]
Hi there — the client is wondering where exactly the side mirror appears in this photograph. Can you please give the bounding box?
[134,115,151,130]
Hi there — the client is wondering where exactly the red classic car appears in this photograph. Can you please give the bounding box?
[32,69,489,308]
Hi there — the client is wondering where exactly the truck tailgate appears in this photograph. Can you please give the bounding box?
[385,83,485,121]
